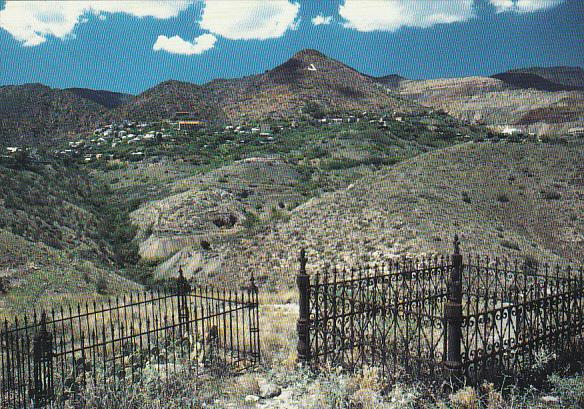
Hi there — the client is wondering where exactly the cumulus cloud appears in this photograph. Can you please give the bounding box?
[0,1,193,46]
[199,0,300,40]
[489,0,564,13]
[311,15,333,26]
[338,0,475,32]
[153,33,217,55]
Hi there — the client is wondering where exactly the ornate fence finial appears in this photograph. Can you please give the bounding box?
[177,265,190,295]
[250,271,258,292]
[453,234,460,255]
[299,248,307,276]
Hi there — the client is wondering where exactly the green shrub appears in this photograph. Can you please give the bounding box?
[548,374,584,408]
[541,190,562,200]
[0,278,8,294]
[523,255,539,274]
[270,207,290,223]
[242,211,260,229]
[497,193,510,203]
[96,277,108,295]
[305,146,329,159]
[12,149,30,169]
[500,240,521,251]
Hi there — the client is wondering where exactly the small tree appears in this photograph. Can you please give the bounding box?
[13,149,30,169]
[96,277,108,295]
[0,277,8,294]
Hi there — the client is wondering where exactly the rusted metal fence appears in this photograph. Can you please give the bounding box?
[0,270,260,408]
[297,236,584,386]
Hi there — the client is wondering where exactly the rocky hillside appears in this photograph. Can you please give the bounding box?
[117,80,225,123]
[197,141,584,289]
[0,84,115,145]
[392,74,584,135]
[0,157,140,313]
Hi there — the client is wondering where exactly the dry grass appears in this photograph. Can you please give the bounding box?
[258,290,298,367]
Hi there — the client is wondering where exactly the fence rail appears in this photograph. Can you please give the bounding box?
[1,270,260,408]
[297,236,584,387]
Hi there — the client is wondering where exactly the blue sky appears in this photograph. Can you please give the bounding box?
[0,0,582,94]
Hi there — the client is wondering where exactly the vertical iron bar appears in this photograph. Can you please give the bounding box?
[444,235,464,386]
[297,248,311,364]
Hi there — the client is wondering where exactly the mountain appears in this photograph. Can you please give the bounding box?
[206,49,421,120]
[492,71,584,92]
[65,87,134,109]
[391,70,584,135]
[3,55,583,144]
[116,80,226,122]
[120,49,422,123]
[495,66,584,90]
[0,83,114,146]
[0,49,423,141]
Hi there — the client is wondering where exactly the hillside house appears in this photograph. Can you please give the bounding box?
[502,126,521,135]
[178,120,204,131]
[568,127,584,137]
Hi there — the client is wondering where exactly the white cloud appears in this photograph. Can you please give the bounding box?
[338,0,475,32]
[489,0,564,13]
[153,33,217,55]
[311,15,333,26]
[199,0,300,40]
[0,1,193,46]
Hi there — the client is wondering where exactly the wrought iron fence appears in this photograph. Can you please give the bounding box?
[0,270,260,408]
[462,255,584,384]
[297,236,584,386]
[298,250,449,383]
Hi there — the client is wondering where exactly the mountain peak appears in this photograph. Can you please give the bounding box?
[292,48,328,60]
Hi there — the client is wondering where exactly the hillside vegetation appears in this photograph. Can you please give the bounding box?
[0,158,140,315]
[84,112,486,280]
[197,141,584,289]
[0,84,115,145]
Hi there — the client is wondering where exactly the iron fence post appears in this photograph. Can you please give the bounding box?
[444,235,464,385]
[32,312,54,408]
[177,266,191,336]
[249,273,261,364]
[297,248,311,364]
